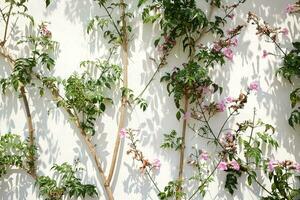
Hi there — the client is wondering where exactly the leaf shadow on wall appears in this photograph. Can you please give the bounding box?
[0,170,38,200]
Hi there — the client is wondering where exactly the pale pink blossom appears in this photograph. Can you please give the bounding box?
[183,112,191,120]
[286,4,295,14]
[230,160,240,171]
[248,81,260,92]
[262,50,268,58]
[280,28,289,36]
[225,132,234,142]
[119,128,127,138]
[152,159,161,170]
[200,151,209,161]
[222,48,234,61]
[225,96,234,104]
[200,86,212,95]
[231,38,238,47]
[268,160,276,172]
[228,13,235,20]
[212,43,222,52]
[218,161,228,171]
[226,28,234,35]
[294,163,300,172]
[216,100,226,112]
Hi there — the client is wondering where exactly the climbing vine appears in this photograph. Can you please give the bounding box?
[0,0,299,200]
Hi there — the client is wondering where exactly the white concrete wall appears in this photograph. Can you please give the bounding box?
[0,0,299,199]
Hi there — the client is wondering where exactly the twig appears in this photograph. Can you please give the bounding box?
[188,159,222,200]
[97,1,121,37]
[2,3,13,46]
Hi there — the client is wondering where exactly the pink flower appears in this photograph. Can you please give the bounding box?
[200,151,209,161]
[230,160,240,171]
[212,43,222,52]
[119,128,127,138]
[183,111,191,120]
[200,86,212,95]
[225,132,234,142]
[231,38,238,47]
[280,28,289,36]
[226,28,234,35]
[285,4,295,14]
[225,96,234,104]
[39,24,52,38]
[152,159,161,170]
[228,13,235,20]
[262,50,268,58]
[294,163,300,172]
[248,81,260,92]
[268,160,276,172]
[218,161,228,171]
[222,48,234,61]
[216,100,226,112]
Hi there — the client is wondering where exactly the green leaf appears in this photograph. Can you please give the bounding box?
[176,111,181,120]
[138,0,147,7]
[45,0,51,7]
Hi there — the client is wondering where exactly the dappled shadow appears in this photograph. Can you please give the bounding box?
[0,170,38,200]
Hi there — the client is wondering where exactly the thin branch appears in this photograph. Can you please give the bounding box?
[145,168,162,193]
[178,93,189,188]
[2,3,13,46]
[106,0,129,187]
[97,1,121,37]
[0,46,36,178]
[188,159,222,200]
[217,110,237,139]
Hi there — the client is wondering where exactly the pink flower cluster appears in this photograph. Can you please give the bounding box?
[119,128,127,138]
[39,23,52,38]
[248,81,260,92]
[280,28,289,36]
[212,37,239,61]
[286,4,296,14]
[216,96,235,112]
[262,50,268,59]
[152,159,161,170]
[268,160,300,172]
[200,150,209,161]
[218,160,240,171]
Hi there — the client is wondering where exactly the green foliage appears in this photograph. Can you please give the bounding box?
[36,163,98,200]
[45,0,51,7]
[121,87,148,111]
[278,42,300,83]
[0,28,56,93]
[90,0,134,45]
[238,120,278,165]
[60,60,121,135]
[161,130,182,150]
[87,16,110,34]
[158,180,185,200]
[243,140,262,165]
[277,42,300,128]
[289,108,300,128]
[224,170,241,195]
[161,61,221,110]
[0,133,36,177]
[262,166,300,200]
